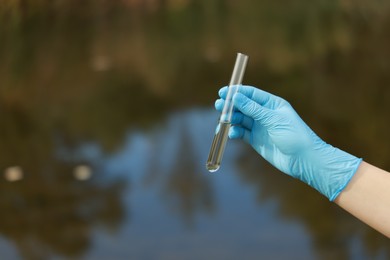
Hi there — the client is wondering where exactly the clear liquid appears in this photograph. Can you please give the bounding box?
[206,122,230,172]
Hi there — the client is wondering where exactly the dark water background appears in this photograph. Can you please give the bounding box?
[0,0,389,259]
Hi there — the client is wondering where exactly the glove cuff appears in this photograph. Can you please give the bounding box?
[327,155,363,201]
[300,145,363,201]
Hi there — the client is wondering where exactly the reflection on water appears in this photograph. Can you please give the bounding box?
[4,166,23,182]
[1,107,389,259]
[1,0,390,259]
[0,163,126,259]
[78,109,316,259]
[73,165,93,181]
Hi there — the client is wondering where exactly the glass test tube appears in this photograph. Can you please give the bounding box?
[206,53,249,172]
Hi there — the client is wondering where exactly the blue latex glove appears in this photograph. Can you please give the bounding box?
[215,85,362,201]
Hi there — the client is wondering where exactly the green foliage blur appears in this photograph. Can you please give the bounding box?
[1,0,389,166]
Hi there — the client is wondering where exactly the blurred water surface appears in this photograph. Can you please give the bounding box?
[0,0,390,259]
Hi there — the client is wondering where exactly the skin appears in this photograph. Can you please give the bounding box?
[335,161,390,238]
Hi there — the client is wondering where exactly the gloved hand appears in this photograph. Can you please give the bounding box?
[215,85,362,201]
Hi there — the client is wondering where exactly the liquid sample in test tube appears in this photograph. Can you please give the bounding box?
[206,53,249,172]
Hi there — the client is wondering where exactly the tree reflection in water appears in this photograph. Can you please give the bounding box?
[0,107,126,259]
[146,110,216,226]
[0,162,126,259]
[99,108,388,258]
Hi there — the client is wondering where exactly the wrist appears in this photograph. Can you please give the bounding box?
[299,143,363,201]
[326,147,363,201]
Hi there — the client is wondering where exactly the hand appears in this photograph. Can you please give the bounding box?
[215,85,362,201]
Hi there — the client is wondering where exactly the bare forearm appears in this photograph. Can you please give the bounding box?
[335,161,390,237]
